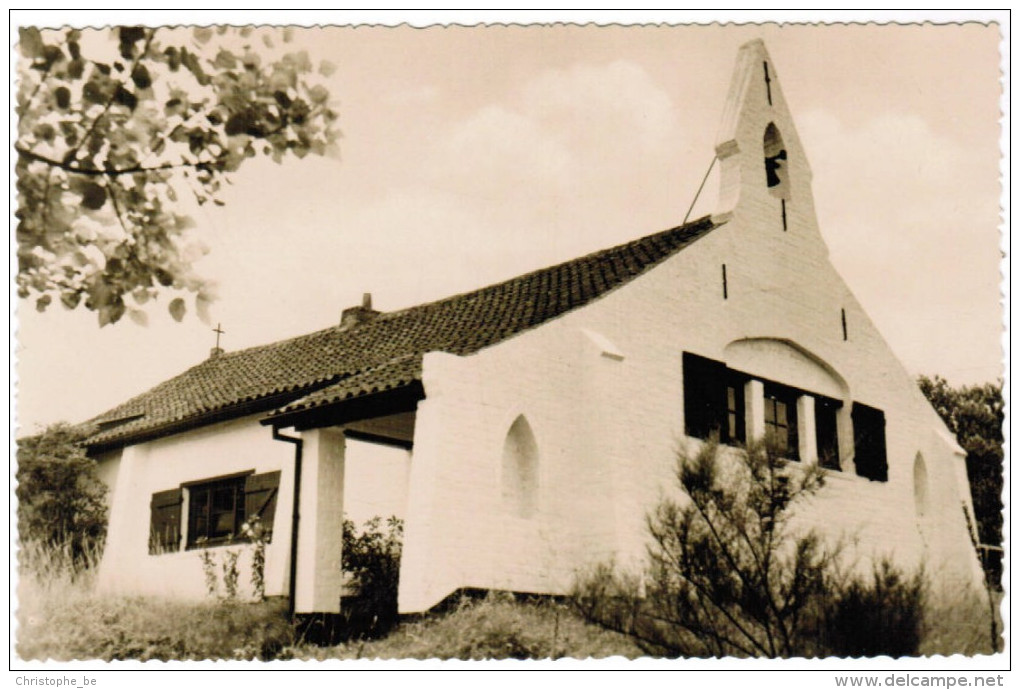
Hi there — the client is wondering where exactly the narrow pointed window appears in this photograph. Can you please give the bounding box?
[502,415,539,518]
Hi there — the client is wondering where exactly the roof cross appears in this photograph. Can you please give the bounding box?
[213,323,225,350]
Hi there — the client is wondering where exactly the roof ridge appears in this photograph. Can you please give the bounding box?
[84,215,719,448]
[374,215,714,323]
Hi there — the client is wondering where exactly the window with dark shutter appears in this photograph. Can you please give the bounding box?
[815,397,841,470]
[187,475,246,549]
[683,352,728,441]
[244,471,281,542]
[149,488,183,554]
[852,402,888,482]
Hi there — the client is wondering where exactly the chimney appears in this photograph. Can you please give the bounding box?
[340,292,380,328]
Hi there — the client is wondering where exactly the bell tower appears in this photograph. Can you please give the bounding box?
[711,40,824,249]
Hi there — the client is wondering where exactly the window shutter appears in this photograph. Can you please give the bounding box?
[815,397,841,470]
[244,471,281,542]
[683,352,728,440]
[149,488,183,554]
[852,403,888,482]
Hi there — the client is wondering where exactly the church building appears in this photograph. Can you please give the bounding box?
[90,40,985,614]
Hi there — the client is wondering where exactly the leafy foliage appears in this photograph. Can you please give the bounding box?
[242,515,269,601]
[341,516,403,638]
[16,423,107,561]
[16,26,340,326]
[574,440,929,658]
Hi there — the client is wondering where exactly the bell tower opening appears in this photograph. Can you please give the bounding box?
[763,122,789,199]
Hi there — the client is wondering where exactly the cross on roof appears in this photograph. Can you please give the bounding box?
[213,323,225,350]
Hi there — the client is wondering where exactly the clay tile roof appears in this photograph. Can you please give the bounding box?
[85,215,717,449]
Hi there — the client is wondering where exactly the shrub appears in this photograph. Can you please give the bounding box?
[340,515,403,638]
[574,440,930,658]
[822,559,927,657]
[16,423,107,562]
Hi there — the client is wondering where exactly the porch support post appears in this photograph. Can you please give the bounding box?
[295,427,345,613]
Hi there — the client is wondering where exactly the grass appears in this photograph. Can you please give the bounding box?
[16,540,292,661]
[16,539,998,661]
[16,541,639,661]
[293,592,643,660]
[919,587,1003,657]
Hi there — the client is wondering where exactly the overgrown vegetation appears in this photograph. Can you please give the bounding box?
[16,423,107,562]
[16,539,293,661]
[339,515,404,639]
[572,440,990,658]
[918,375,1004,588]
[17,539,637,661]
[294,593,643,660]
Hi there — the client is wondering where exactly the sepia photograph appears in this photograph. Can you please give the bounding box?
[11,11,1007,673]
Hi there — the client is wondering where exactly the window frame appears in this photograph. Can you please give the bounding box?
[763,382,799,460]
[184,471,253,550]
[682,352,846,469]
[815,396,842,470]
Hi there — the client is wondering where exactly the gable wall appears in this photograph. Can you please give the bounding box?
[398,222,982,614]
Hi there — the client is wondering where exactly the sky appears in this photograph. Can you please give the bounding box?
[12,16,1006,435]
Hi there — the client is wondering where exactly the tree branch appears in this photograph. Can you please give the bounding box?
[16,143,203,178]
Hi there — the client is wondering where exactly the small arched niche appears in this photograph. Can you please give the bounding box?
[763,122,790,199]
[913,452,930,518]
[501,415,539,518]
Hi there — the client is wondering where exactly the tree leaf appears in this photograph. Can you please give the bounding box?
[128,308,149,327]
[19,27,44,59]
[114,85,138,110]
[214,49,237,70]
[118,26,147,46]
[169,297,186,322]
[98,299,125,327]
[80,183,107,210]
[131,63,152,89]
[193,27,213,45]
[54,86,71,109]
[319,60,337,77]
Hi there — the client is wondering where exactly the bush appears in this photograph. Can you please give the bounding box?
[574,440,930,658]
[340,516,403,638]
[822,559,927,657]
[16,423,107,562]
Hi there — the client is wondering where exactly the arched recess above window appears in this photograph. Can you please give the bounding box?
[502,415,539,519]
[913,452,930,518]
[763,122,790,199]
